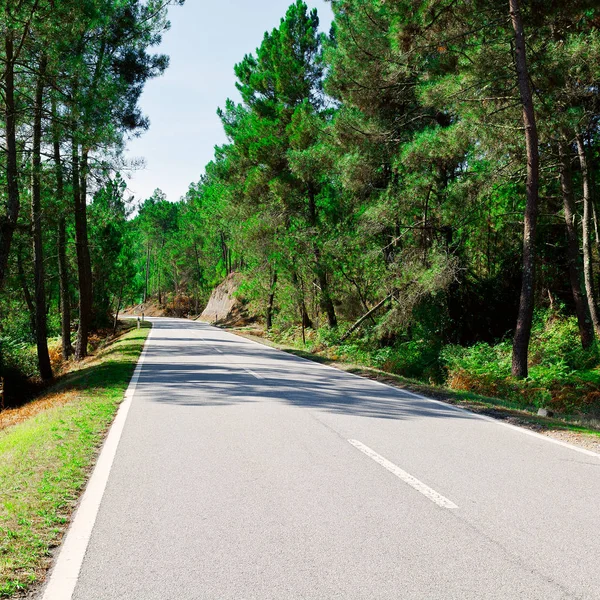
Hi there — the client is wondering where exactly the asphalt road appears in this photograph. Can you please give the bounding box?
[54,318,600,599]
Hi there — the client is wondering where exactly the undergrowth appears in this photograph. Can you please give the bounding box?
[442,310,600,415]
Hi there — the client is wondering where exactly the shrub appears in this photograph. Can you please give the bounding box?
[0,337,39,379]
[371,340,443,382]
[441,311,600,414]
[530,309,598,371]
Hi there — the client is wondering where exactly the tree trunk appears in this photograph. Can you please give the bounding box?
[57,223,73,360]
[31,56,52,380]
[340,267,376,324]
[193,242,203,285]
[54,131,73,359]
[193,243,203,315]
[292,271,313,329]
[17,250,37,336]
[0,31,20,288]
[422,184,433,265]
[510,0,540,379]
[220,232,228,275]
[158,268,162,305]
[559,142,594,348]
[308,188,337,327]
[144,242,150,303]
[113,284,124,336]
[340,291,395,342]
[588,147,600,253]
[73,141,93,360]
[593,201,600,256]
[576,134,600,338]
[266,270,277,330]
[315,255,337,328]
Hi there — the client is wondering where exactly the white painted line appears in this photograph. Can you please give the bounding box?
[196,332,223,353]
[374,385,600,459]
[348,439,458,509]
[244,368,262,379]
[41,326,153,600]
[478,413,600,458]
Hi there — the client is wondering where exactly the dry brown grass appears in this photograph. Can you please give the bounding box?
[121,301,167,317]
[447,370,494,394]
[0,390,80,432]
[0,321,137,430]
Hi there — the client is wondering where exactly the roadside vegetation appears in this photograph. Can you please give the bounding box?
[0,0,182,406]
[0,323,150,598]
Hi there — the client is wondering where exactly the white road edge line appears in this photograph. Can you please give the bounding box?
[220,326,600,460]
[376,385,600,460]
[196,333,223,353]
[348,439,458,509]
[40,325,153,600]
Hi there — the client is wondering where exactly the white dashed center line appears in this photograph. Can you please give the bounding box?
[244,368,262,379]
[348,439,458,509]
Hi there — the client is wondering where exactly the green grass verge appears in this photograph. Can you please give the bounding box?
[0,323,151,598]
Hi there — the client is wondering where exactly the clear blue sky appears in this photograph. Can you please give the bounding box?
[123,0,334,203]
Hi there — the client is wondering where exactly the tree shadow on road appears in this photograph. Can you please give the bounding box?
[139,333,473,422]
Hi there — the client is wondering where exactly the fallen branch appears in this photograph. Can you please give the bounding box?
[340,291,395,342]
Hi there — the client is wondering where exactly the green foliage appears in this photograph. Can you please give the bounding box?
[442,310,600,414]
[0,338,39,380]
[89,173,136,325]
[0,0,181,378]
[529,310,599,373]
[234,0,322,110]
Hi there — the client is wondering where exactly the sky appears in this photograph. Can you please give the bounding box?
[123,0,334,204]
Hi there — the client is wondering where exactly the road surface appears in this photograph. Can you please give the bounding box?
[43,318,600,599]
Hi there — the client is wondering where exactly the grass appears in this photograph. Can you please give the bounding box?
[0,322,151,598]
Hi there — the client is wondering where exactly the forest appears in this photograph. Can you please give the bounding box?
[0,0,180,393]
[3,0,600,417]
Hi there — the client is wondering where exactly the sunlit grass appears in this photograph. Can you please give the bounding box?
[0,323,150,597]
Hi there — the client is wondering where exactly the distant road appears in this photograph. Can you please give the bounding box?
[42,318,600,599]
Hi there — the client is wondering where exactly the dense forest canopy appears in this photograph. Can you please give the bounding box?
[3,0,600,414]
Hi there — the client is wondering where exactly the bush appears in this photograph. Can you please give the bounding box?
[441,310,600,414]
[337,341,372,365]
[0,337,39,379]
[369,340,443,382]
[529,309,598,371]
